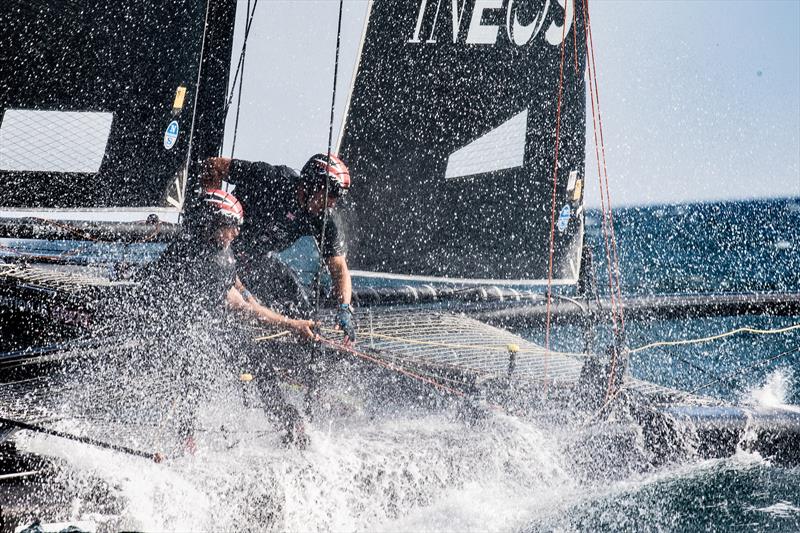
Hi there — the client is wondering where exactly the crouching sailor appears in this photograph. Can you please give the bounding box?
[152,189,315,449]
[202,153,356,344]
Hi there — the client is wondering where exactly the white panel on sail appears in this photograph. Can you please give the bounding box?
[444,108,528,180]
[0,110,113,173]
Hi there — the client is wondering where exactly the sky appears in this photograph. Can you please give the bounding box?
[221,0,800,207]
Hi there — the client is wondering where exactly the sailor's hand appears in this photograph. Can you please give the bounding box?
[200,157,231,189]
[289,318,317,341]
[336,304,356,344]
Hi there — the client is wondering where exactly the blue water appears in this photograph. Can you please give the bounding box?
[588,197,800,296]
[580,197,800,401]
[538,197,800,532]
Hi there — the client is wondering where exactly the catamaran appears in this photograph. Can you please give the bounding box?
[1,0,799,523]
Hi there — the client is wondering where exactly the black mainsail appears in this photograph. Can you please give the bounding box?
[0,0,236,217]
[338,0,586,285]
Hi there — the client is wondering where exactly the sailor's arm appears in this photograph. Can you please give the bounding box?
[201,157,285,189]
[226,278,316,340]
[326,255,357,342]
[325,255,352,305]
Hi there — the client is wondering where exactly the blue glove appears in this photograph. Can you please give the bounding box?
[336,303,356,342]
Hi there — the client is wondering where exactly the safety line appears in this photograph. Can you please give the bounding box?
[314,0,345,318]
[629,323,800,354]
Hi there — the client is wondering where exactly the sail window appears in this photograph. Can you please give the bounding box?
[444,108,528,180]
[0,110,113,174]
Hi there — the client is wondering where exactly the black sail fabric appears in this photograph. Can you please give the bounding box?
[338,0,587,284]
[0,0,210,209]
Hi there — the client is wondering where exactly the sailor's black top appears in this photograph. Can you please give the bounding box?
[227,160,347,260]
[142,237,238,314]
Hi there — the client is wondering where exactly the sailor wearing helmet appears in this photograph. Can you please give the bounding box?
[139,189,313,449]
[202,153,356,343]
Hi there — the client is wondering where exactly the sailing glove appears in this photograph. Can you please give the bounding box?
[336,303,356,342]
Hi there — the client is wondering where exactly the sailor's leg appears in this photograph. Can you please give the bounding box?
[240,336,310,447]
[255,370,308,448]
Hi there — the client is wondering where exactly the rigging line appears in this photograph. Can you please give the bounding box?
[0,416,161,462]
[581,0,619,336]
[583,0,625,333]
[580,0,624,402]
[543,0,571,395]
[230,0,259,157]
[318,337,464,397]
[628,322,800,354]
[314,0,345,318]
[223,0,259,113]
[31,217,96,242]
[252,330,291,342]
[572,5,580,74]
[690,345,800,395]
[650,344,744,393]
[0,242,25,256]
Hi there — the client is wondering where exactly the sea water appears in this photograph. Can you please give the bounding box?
[10,197,800,531]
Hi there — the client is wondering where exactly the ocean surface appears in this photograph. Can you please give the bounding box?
[5,196,800,532]
[529,197,800,532]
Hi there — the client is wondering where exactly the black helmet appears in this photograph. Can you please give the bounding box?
[300,153,351,197]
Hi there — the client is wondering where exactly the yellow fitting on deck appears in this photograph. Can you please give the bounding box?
[240,373,254,382]
[507,343,519,353]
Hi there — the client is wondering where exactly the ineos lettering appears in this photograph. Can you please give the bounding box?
[408,0,573,46]
[506,0,550,46]
[409,0,469,43]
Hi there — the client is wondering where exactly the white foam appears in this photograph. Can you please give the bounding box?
[754,500,800,518]
[742,368,800,413]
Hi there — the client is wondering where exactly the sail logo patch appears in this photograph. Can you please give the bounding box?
[163,121,179,150]
[557,204,571,232]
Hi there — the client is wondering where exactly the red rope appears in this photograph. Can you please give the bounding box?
[319,338,466,398]
[581,0,619,336]
[581,0,627,400]
[584,2,626,335]
[319,337,509,413]
[544,0,572,395]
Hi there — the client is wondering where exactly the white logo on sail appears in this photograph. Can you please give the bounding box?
[409,0,574,46]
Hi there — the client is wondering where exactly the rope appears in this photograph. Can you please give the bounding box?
[314,0,345,318]
[629,323,800,354]
[317,336,508,409]
[581,0,619,330]
[543,0,572,395]
[252,331,291,342]
[228,0,260,157]
[33,217,96,242]
[223,0,259,112]
[580,0,627,401]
